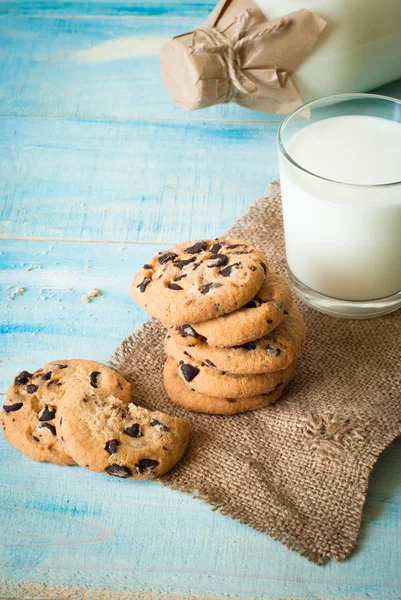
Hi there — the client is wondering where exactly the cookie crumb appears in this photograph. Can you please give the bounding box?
[81,295,90,304]
[8,287,25,300]
[88,288,100,298]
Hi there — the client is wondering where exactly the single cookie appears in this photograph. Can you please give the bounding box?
[166,304,305,375]
[169,269,293,348]
[0,360,132,465]
[58,389,190,480]
[163,356,288,414]
[130,238,267,325]
[165,342,296,398]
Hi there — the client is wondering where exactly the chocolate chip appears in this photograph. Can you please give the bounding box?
[56,364,68,369]
[226,244,243,249]
[180,363,200,382]
[220,262,240,277]
[266,345,282,357]
[200,282,222,294]
[106,464,131,478]
[32,436,40,442]
[26,384,38,394]
[210,242,223,254]
[244,300,258,309]
[205,359,216,368]
[260,262,267,275]
[178,324,198,338]
[39,404,56,422]
[105,439,120,454]
[137,278,151,293]
[14,371,32,386]
[3,402,23,413]
[178,360,184,366]
[135,458,159,474]
[234,341,257,351]
[41,371,52,381]
[176,257,196,269]
[250,266,257,271]
[89,371,100,388]
[185,241,207,254]
[183,351,190,356]
[150,418,170,431]
[143,263,152,269]
[284,309,289,315]
[207,254,228,268]
[158,252,178,265]
[124,424,142,438]
[175,274,187,282]
[267,319,273,324]
[168,283,183,291]
[39,423,56,435]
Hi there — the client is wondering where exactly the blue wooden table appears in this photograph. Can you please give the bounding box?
[1,3,401,598]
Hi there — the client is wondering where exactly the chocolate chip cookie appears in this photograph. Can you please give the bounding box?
[169,269,293,348]
[166,304,305,375]
[130,239,267,325]
[0,360,132,465]
[58,389,190,479]
[164,356,287,414]
[165,341,296,398]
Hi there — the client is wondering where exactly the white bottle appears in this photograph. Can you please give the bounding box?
[257,0,401,101]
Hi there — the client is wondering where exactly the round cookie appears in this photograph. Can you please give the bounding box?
[130,238,267,325]
[164,356,288,414]
[165,342,296,398]
[166,304,305,375]
[170,269,293,348]
[0,360,132,465]
[58,389,190,480]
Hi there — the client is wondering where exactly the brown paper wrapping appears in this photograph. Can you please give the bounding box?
[159,0,326,115]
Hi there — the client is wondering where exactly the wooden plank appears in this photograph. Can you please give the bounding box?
[0,116,280,242]
[1,239,400,600]
[0,239,169,392]
[0,0,214,18]
[0,16,281,123]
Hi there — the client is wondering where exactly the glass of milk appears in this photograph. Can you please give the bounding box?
[278,93,401,318]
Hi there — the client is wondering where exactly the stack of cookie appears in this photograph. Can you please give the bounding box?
[131,238,305,415]
[1,359,190,477]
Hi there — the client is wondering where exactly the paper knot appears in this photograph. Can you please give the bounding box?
[191,9,289,101]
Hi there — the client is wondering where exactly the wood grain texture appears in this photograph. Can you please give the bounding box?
[1,0,401,597]
[0,0,215,18]
[0,117,280,242]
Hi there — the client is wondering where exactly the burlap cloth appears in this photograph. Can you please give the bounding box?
[111,183,401,564]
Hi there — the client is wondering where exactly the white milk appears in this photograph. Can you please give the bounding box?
[280,116,401,301]
[257,0,401,101]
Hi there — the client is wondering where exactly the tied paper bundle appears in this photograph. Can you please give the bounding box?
[159,0,326,115]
